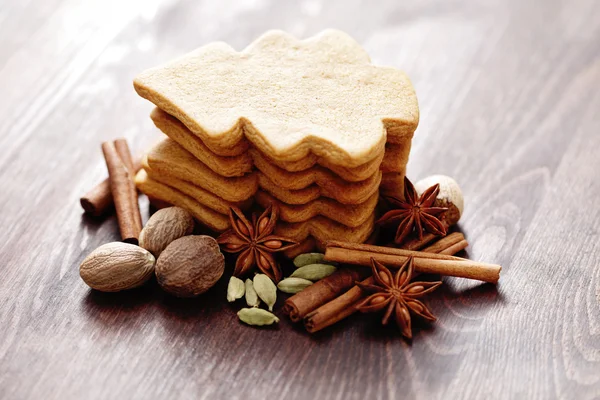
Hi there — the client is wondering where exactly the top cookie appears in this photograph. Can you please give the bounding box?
[134,29,419,168]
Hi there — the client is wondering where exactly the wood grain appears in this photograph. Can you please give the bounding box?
[0,0,599,398]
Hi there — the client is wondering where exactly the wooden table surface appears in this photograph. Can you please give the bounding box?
[1,0,599,399]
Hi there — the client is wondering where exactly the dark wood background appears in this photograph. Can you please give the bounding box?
[1,0,599,398]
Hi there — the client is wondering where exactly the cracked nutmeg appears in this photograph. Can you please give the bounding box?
[217,205,298,282]
[377,176,448,245]
[355,257,442,339]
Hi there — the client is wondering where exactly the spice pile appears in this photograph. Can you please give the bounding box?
[80,150,501,339]
[217,175,499,337]
[77,29,502,340]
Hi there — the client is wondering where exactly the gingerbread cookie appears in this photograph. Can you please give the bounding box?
[134,29,418,168]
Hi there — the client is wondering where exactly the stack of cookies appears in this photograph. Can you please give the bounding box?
[133,30,419,256]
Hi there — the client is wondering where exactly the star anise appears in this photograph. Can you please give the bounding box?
[377,176,448,244]
[355,257,442,339]
[217,205,297,282]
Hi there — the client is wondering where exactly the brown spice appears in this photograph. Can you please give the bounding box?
[217,205,298,282]
[101,140,142,243]
[283,230,457,322]
[282,268,366,322]
[114,139,143,231]
[80,157,141,216]
[390,220,450,250]
[326,240,467,261]
[156,235,224,297]
[303,233,468,333]
[324,241,500,283]
[378,176,448,244]
[355,257,441,339]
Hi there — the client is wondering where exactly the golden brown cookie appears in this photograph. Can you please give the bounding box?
[144,138,257,202]
[380,171,406,199]
[135,170,230,231]
[381,142,412,173]
[256,173,320,205]
[249,147,382,192]
[144,166,253,214]
[150,108,253,175]
[134,30,418,168]
[146,138,383,205]
[275,213,375,244]
[257,170,381,205]
[151,107,385,182]
[254,190,378,227]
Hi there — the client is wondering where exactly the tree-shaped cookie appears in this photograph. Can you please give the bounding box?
[134,29,419,168]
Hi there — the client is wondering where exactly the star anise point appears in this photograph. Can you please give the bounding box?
[217,205,298,282]
[378,177,449,245]
[355,257,442,339]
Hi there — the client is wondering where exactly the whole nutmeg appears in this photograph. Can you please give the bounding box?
[80,242,155,292]
[415,175,464,225]
[155,235,224,297]
[139,207,194,257]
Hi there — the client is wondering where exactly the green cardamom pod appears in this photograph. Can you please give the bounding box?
[237,308,279,326]
[245,278,260,307]
[253,274,277,311]
[293,253,338,268]
[277,277,313,294]
[290,264,337,281]
[226,276,245,302]
[293,252,325,267]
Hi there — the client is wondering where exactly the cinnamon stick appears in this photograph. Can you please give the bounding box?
[101,140,142,243]
[439,239,469,256]
[114,139,143,231]
[326,240,467,261]
[80,157,141,216]
[283,233,456,322]
[324,242,500,283]
[113,139,136,174]
[423,232,466,253]
[304,285,365,333]
[304,234,467,333]
[282,268,366,322]
[421,232,464,254]
[80,179,113,216]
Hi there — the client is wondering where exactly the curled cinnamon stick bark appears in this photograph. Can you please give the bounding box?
[102,140,142,243]
[282,268,366,322]
[422,232,464,254]
[326,240,467,261]
[439,239,469,256]
[80,157,141,216]
[304,233,467,333]
[114,139,143,231]
[304,279,370,333]
[80,179,113,216]
[324,242,500,283]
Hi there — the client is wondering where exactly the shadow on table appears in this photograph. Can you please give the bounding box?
[82,281,159,311]
[80,268,233,332]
